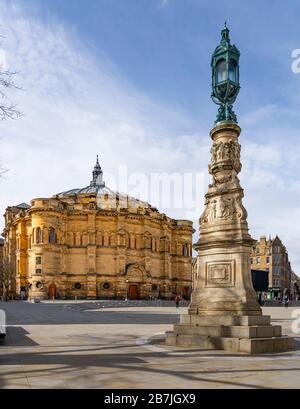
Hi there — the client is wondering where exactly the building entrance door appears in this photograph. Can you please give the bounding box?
[129,284,139,300]
[49,284,57,299]
[182,286,190,299]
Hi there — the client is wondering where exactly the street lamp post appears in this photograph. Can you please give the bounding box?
[125,280,129,302]
[166,24,294,353]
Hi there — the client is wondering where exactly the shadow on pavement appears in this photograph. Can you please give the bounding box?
[1,303,181,326]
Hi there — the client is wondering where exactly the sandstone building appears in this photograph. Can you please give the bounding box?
[0,238,4,297]
[2,158,194,300]
[251,236,293,299]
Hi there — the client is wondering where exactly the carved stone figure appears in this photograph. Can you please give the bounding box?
[219,197,234,220]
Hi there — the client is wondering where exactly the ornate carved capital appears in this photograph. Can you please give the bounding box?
[209,139,242,185]
[200,191,247,226]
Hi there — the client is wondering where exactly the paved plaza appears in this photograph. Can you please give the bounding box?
[0,301,300,389]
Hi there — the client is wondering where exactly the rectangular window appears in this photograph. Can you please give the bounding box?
[35,269,42,275]
[257,257,261,264]
[266,257,270,264]
[36,257,42,265]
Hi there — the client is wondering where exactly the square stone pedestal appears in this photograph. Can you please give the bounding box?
[166,314,294,354]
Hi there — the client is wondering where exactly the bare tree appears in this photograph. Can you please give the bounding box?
[0,69,21,121]
[1,256,14,301]
[0,163,7,177]
[0,34,22,177]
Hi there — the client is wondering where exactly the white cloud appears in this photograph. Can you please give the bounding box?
[0,0,207,219]
[159,0,169,9]
[0,49,7,70]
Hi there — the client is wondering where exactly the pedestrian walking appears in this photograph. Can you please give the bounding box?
[20,289,26,301]
[175,295,181,308]
[284,295,289,308]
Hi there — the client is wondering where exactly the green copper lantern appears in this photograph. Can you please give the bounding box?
[211,23,240,124]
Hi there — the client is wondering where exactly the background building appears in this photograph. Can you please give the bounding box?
[251,236,293,300]
[291,271,300,301]
[3,159,194,301]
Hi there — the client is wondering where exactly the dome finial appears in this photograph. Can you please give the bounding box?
[91,155,105,187]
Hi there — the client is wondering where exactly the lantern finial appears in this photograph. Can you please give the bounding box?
[211,25,240,125]
[221,22,230,45]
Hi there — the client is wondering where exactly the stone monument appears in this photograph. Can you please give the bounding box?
[166,25,294,354]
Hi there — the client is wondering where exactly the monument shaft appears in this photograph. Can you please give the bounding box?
[190,123,261,317]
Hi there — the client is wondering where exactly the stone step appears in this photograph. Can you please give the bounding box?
[166,332,222,349]
[181,314,271,327]
[166,332,294,354]
[174,324,223,337]
[223,325,282,338]
[239,337,294,354]
[173,324,282,339]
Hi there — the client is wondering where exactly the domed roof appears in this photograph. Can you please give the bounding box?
[56,184,114,197]
[55,157,158,212]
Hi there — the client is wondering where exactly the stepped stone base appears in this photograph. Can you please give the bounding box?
[166,315,294,354]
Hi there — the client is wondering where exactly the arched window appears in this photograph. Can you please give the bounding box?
[49,227,56,244]
[36,227,43,244]
[183,244,188,257]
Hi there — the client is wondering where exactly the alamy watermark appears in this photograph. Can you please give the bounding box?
[98,165,206,220]
[291,49,300,74]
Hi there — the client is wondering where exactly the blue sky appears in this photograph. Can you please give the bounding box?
[0,0,300,273]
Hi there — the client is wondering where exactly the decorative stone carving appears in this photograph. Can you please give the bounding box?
[209,139,242,186]
[206,261,235,288]
[200,199,217,225]
[234,194,248,221]
[200,193,246,226]
[210,140,240,165]
[219,196,234,220]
